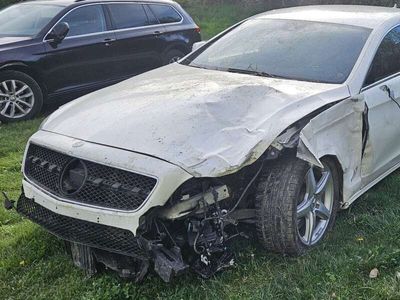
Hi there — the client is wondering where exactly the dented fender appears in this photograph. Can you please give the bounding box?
[297,98,366,207]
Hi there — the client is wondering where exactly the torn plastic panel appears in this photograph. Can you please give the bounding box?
[296,98,366,207]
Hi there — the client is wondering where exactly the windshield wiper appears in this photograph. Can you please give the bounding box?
[226,68,289,80]
[187,64,293,81]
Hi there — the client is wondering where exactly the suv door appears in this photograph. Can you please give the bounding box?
[361,25,400,183]
[43,4,117,95]
[106,2,164,79]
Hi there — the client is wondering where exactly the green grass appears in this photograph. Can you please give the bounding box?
[2,2,400,299]
[181,1,269,40]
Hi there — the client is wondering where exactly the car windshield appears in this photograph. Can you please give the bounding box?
[0,3,64,37]
[182,19,371,84]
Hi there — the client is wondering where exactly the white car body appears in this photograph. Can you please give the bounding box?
[17,5,400,280]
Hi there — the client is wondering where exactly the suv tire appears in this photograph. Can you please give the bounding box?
[0,70,43,123]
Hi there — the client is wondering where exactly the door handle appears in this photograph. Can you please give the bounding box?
[380,84,400,109]
[153,31,163,36]
[380,84,396,100]
[103,38,116,46]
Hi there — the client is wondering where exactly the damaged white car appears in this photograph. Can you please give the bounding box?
[8,5,400,282]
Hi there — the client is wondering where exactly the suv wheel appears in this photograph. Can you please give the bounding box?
[255,157,339,256]
[0,71,43,123]
[163,49,185,65]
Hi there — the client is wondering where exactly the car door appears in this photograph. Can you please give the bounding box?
[43,4,117,95]
[361,25,400,183]
[106,2,164,79]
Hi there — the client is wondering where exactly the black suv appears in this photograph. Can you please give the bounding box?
[0,0,201,122]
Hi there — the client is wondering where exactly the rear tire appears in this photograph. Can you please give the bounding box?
[0,70,43,123]
[163,49,186,65]
[255,157,340,256]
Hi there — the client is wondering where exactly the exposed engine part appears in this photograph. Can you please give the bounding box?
[158,185,230,220]
[186,214,235,278]
[150,161,264,281]
[13,159,265,283]
[153,246,188,282]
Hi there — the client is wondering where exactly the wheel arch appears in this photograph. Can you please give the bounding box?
[0,63,47,99]
[260,98,363,208]
[320,154,344,207]
[163,42,191,56]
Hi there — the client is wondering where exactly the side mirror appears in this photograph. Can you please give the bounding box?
[46,22,69,43]
[192,41,207,52]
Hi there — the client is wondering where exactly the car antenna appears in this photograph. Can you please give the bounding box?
[394,2,398,8]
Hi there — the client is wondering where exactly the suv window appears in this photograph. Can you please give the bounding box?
[143,5,159,25]
[365,26,400,86]
[149,4,182,24]
[108,3,148,29]
[0,3,64,37]
[60,5,106,37]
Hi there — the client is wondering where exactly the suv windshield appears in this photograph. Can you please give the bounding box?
[0,3,64,37]
[182,19,371,84]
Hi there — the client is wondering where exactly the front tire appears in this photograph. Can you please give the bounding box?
[255,157,340,256]
[0,71,43,123]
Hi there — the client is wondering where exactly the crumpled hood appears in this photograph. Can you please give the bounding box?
[43,63,350,177]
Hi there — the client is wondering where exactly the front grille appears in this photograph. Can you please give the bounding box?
[17,195,148,259]
[24,143,157,211]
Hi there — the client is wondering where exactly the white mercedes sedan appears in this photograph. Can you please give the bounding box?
[11,5,400,282]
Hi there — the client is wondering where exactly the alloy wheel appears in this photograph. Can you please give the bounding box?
[297,164,334,246]
[0,80,35,119]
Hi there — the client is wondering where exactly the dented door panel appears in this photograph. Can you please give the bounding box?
[297,98,365,206]
[361,76,400,182]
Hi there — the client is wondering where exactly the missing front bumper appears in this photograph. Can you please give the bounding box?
[15,193,193,282]
[16,191,241,282]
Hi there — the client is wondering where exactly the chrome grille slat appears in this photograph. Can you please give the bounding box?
[25,144,157,211]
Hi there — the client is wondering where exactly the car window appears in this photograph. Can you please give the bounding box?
[364,26,400,86]
[60,5,106,37]
[143,5,159,25]
[148,4,182,24]
[0,3,64,37]
[183,19,371,84]
[108,3,149,29]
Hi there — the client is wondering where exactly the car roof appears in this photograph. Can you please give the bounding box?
[19,0,177,7]
[256,5,400,29]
